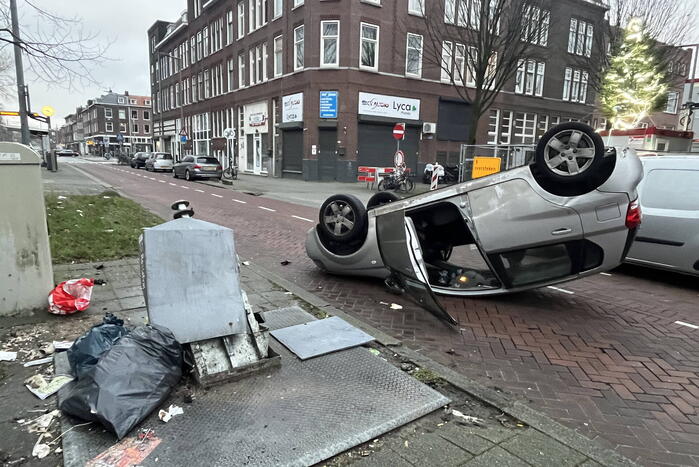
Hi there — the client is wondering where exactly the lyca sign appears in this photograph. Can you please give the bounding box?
[358,92,420,120]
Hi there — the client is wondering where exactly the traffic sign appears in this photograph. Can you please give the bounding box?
[394,150,405,167]
[223,127,236,140]
[179,127,188,136]
[393,123,406,140]
[116,133,124,143]
[472,157,502,179]
[180,135,188,143]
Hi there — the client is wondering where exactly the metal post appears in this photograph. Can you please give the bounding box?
[10,0,30,145]
[687,45,699,131]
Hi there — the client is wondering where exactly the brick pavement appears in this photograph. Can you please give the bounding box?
[73,161,699,466]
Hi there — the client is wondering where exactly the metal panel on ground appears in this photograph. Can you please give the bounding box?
[57,306,450,467]
[270,316,375,360]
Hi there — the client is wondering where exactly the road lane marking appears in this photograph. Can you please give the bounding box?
[195,189,205,193]
[599,272,612,276]
[158,180,166,183]
[258,206,276,212]
[169,183,177,186]
[148,177,156,180]
[180,186,189,189]
[675,321,699,330]
[211,193,223,198]
[547,286,575,295]
[232,199,247,204]
[292,215,314,223]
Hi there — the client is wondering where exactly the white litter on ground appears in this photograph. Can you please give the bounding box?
[0,351,18,361]
[158,404,184,423]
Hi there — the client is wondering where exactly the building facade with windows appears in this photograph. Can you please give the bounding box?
[149,0,610,182]
[58,91,153,156]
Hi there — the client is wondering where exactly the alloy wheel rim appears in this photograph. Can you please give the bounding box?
[323,201,356,237]
[544,130,597,176]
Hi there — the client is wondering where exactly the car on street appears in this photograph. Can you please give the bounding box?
[305,123,644,324]
[625,155,699,276]
[145,152,174,172]
[173,155,223,181]
[56,149,79,157]
[131,152,152,169]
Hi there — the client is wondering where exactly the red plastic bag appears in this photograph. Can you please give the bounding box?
[48,278,95,315]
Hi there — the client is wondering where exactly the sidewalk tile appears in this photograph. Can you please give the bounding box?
[439,424,496,455]
[394,433,473,466]
[463,446,529,467]
[351,448,416,467]
[500,430,586,467]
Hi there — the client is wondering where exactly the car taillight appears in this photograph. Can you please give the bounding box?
[216,165,222,171]
[193,164,202,169]
[626,199,642,229]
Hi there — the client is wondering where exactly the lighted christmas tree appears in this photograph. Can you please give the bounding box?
[600,18,670,129]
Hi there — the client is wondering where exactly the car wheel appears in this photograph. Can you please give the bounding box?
[130,162,136,168]
[319,194,367,243]
[367,192,401,210]
[185,170,192,181]
[173,170,178,179]
[535,122,604,186]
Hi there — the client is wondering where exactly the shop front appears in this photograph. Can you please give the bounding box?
[280,92,304,179]
[242,100,270,175]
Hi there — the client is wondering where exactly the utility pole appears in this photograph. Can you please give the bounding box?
[10,0,30,145]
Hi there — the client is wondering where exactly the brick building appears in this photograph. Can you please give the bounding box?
[149,0,616,181]
[58,91,153,156]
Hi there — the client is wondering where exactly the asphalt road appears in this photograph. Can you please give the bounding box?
[69,159,699,466]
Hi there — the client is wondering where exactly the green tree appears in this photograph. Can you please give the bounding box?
[600,18,670,129]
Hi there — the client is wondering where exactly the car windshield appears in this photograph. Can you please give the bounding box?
[157,154,173,160]
[139,154,151,160]
[196,157,219,164]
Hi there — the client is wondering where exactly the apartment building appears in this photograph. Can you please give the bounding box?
[58,91,153,156]
[149,0,610,181]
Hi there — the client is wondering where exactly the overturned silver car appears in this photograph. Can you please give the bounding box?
[306,123,644,324]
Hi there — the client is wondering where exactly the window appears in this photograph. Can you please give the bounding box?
[105,108,112,119]
[226,10,234,45]
[248,44,267,84]
[144,111,150,120]
[644,169,699,211]
[118,97,125,104]
[145,124,150,133]
[273,0,283,18]
[119,122,126,132]
[665,91,679,114]
[130,99,137,104]
[513,112,537,144]
[238,53,246,87]
[131,110,138,119]
[562,67,589,103]
[145,100,151,106]
[203,27,210,57]
[106,122,113,132]
[133,124,139,133]
[118,109,126,119]
[321,21,339,67]
[205,69,211,98]
[445,0,479,29]
[515,59,545,97]
[522,6,550,46]
[405,33,423,77]
[228,58,235,91]
[237,2,245,39]
[254,0,267,30]
[360,23,379,70]
[568,18,593,57]
[274,35,283,76]
[294,25,304,71]
[441,41,453,82]
[293,0,303,7]
[190,36,196,63]
[408,0,424,15]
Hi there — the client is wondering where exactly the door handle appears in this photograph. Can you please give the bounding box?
[551,228,572,236]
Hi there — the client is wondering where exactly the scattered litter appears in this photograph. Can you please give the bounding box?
[95,264,105,270]
[158,404,184,423]
[0,351,18,361]
[53,341,73,351]
[48,278,95,315]
[368,349,381,356]
[25,375,74,400]
[446,348,456,355]
[104,229,114,233]
[241,261,251,266]
[32,440,51,459]
[86,429,161,467]
[284,292,293,295]
[280,260,291,266]
[28,410,59,433]
[379,302,389,305]
[400,363,414,371]
[57,195,67,200]
[40,342,55,355]
[404,440,409,448]
[102,195,111,199]
[24,356,53,367]
[94,279,107,286]
[390,303,403,310]
[452,410,485,427]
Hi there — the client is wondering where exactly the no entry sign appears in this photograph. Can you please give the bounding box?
[393,123,406,140]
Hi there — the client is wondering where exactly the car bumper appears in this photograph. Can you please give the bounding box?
[193,170,222,178]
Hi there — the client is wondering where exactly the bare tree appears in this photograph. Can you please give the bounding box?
[402,0,547,145]
[0,0,112,94]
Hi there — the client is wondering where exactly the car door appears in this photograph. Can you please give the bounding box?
[629,167,699,274]
[467,178,585,288]
[375,209,458,325]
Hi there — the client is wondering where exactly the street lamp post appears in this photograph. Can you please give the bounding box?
[157,51,185,161]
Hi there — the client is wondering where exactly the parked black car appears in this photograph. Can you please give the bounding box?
[173,155,223,181]
[130,152,151,169]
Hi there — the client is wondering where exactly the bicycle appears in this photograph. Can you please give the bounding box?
[222,153,238,180]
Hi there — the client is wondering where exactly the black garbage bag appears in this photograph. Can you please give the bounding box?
[67,313,128,379]
[59,324,183,439]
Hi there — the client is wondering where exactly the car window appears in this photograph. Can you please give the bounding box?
[197,157,219,164]
[183,156,194,163]
[158,154,173,160]
[643,169,699,211]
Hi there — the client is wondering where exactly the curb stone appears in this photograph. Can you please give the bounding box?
[246,262,638,467]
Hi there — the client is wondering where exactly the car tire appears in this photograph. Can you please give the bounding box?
[185,170,192,181]
[534,122,605,186]
[130,162,136,168]
[367,192,401,210]
[318,194,367,243]
[173,170,178,179]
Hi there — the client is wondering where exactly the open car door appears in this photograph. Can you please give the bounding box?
[375,210,458,325]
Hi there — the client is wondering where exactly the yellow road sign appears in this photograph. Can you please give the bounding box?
[41,106,55,117]
[472,157,502,179]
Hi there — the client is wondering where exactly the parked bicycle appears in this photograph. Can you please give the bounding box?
[222,154,238,180]
[378,170,415,193]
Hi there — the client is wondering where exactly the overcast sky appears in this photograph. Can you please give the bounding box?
[6,0,699,128]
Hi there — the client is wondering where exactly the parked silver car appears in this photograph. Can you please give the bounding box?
[625,155,699,276]
[173,155,223,181]
[145,152,174,172]
[306,123,644,324]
